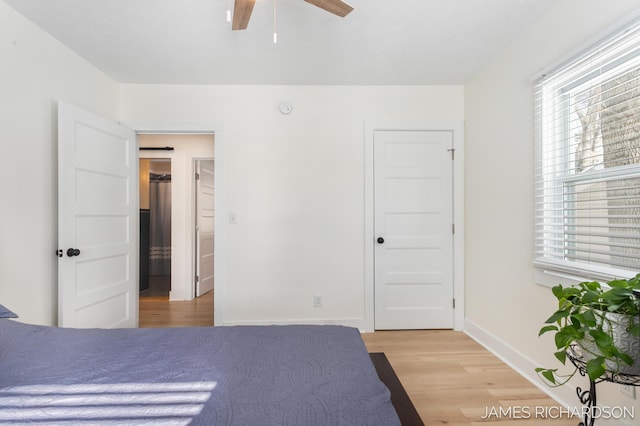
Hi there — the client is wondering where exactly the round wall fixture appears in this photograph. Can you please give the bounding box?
[279,101,293,114]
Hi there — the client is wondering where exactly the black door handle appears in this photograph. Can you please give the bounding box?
[66,248,81,257]
[377,237,384,244]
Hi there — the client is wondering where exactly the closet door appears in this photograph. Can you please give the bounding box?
[374,130,454,330]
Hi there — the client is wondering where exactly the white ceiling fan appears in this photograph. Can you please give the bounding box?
[232,0,354,30]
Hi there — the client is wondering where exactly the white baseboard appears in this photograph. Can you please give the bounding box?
[463,318,576,408]
[220,317,367,331]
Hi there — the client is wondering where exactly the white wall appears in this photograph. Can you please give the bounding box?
[0,1,464,328]
[464,0,640,417]
[120,85,464,328]
[0,1,119,325]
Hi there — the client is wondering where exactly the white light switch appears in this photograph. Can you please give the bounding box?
[229,212,238,224]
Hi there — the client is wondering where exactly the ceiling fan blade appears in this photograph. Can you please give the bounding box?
[303,0,354,17]
[232,0,256,30]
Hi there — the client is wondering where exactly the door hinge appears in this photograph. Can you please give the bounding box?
[453,298,456,309]
[195,275,199,283]
[447,148,455,160]
[195,172,200,180]
[452,223,455,234]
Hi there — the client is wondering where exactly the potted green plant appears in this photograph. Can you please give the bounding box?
[536,274,640,386]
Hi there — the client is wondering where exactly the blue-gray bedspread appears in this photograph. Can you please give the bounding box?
[0,321,400,425]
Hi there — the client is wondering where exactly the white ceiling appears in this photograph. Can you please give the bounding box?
[4,0,558,85]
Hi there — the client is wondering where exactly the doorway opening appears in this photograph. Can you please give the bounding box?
[137,133,215,327]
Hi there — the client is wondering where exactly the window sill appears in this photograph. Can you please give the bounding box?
[533,259,636,288]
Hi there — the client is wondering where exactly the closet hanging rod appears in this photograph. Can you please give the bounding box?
[139,147,174,151]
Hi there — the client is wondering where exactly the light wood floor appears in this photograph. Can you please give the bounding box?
[361,330,576,425]
[139,291,214,328]
[138,297,574,425]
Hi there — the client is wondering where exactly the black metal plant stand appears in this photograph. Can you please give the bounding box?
[566,345,640,426]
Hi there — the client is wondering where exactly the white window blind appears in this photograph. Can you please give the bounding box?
[534,19,640,279]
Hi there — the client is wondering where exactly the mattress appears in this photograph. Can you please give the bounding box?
[0,321,400,425]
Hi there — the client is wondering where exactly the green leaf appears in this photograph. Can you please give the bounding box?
[582,281,602,291]
[601,288,637,313]
[545,309,570,324]
[535,368,558,385]
[542,370,557,384]
[555,326,581,349]
[586,357,606,381]
[611,349,634,366]
[563,287,582,299]
[580,309,597,327]
[607,279,628,289]
[554,350,567,364]
[581,290,599,304]
[551,285,565,299]
[589,329,613,348]
[606,303,623,312]
[626,274,640,289]
[539,325,558,336]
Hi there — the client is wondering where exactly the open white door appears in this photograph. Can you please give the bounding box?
[58,101,138,328]
[195,159,215,297]
[374,130,454,330]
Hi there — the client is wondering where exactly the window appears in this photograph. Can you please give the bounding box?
[534,19,640,279]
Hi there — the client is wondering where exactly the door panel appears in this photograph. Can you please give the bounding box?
[374,130,453,330]
[58,101,138,328]
[195,159,215,297]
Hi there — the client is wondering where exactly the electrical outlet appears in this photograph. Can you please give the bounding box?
[313,295,322,308]
[229,212,238,224]
[620,383,636,399]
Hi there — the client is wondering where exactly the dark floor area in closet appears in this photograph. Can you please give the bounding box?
[140,275,170,297]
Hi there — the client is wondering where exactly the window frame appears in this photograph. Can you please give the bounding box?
[533,18,640,283]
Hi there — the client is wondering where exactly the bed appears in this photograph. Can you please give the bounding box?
[0,307,401,425]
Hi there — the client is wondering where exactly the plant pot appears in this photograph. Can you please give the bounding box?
[576,311,640,376]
